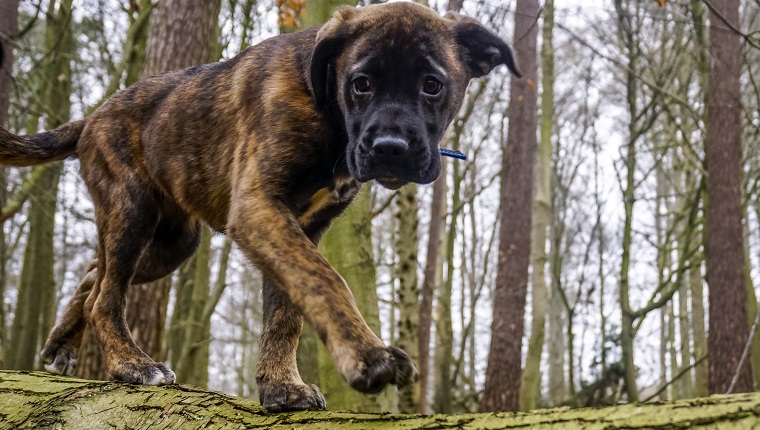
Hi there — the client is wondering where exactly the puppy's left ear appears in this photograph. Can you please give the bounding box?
[446,13,522,79]
[310,7,356,111]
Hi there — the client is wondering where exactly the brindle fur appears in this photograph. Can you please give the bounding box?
[0,3,519,412]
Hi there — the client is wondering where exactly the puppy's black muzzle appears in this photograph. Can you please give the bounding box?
[352,106,440,188]
[356,134,436,188]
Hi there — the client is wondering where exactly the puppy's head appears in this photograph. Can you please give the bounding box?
[310,2,520,190]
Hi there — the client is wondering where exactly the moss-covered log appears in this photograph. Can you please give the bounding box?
[2,371,760,429]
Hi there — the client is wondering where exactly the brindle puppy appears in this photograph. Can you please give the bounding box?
[0,2,519,412]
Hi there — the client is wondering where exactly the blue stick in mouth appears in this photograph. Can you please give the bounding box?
[439,148,467,160]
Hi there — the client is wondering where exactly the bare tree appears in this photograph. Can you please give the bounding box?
[520,0,554,411]
[705,0,752,394]
[481,0,539,412]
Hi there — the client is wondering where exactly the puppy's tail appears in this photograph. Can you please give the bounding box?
[0,120,84,166]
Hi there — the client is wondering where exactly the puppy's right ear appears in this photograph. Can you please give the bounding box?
[309,7,357,111]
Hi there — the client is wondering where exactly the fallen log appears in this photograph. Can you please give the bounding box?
[1,370,759,429]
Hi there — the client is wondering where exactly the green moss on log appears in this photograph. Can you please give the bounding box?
[2,371,760,429]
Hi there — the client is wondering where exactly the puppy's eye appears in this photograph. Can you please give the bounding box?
[353,77,371,94]
[422,77,443,96]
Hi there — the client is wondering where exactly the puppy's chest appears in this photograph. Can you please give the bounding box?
[296,176,359,226]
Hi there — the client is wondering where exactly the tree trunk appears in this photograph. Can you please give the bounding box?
[0,0,19,125]
[92,0,153,111]
[3,371,760,429]
[417,169,445,414]
[519,0,553,411]
[593,134,608,386]
[656,165,669,400]
[688,0,709,399]
[434,144,460,414]
[660,307,669,400]
[743,221,760,390]
[141,0,222,78]
[124,0,153,86]
[395,183,419,413]
[420,2,463,416]
[615,0,640,402]
[173,226,211,387]
[168,230,232,389]
[0,0,20,369]
[668,302,678,400]
[317,184,383,411]
[481,0,539,413]
[691,254,709,397]
[7,0,73,371]
[751,202,760,390]
[678,266,693,398]
[547,273,566,405]
[705,0,752,394]
[547,177,566,405]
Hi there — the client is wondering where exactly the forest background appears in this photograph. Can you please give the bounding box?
[0,0,759,414]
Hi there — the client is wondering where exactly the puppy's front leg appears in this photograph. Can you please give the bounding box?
[228,193,417,410]
[256,276,325,412]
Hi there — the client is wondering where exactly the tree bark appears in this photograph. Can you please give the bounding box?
[141,0,222,78]
[3,371,760,429]
[0,0,19,126]
[688,0,709,399]
[0,0,20,368]
[519,0,553,411]
[742,219,760,390]
[691,254,709,397]
[317,184,383,411]
[173,226,211,387]
[481,0,539,413]
[395,183,419,413]
[434,138,461,414]
[547,172,566,405]
[705,0,752,394]
[417,170,445,414]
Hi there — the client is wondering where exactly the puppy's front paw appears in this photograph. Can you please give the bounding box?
[347,346,418,394]
[259,382,326,412]
[389,346,418,387]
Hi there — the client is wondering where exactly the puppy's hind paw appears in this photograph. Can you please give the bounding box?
[40,344,77,376]
[110,360,176,386]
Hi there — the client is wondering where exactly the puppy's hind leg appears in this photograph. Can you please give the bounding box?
[83,184,175,385]
[40,261,97,375]
[41,215,201,378]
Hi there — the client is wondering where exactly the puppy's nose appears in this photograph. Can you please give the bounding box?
[372,136,408,158]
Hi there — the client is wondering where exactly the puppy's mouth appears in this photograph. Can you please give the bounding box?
[376,177,407,190]
[347,137,442,188]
